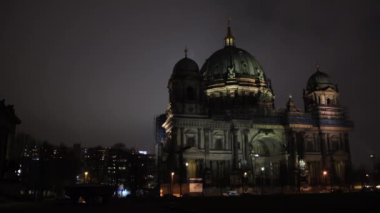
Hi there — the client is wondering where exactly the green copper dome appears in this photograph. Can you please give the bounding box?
[172,57,199,78]
[200,46,265,83]
[200,25,267,86]
[306,68,336,91]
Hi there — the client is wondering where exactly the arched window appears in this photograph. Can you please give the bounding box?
[187,87,195,100]
[215,138,223,150]
[320,95,326,105]
[306,140,314,152]
[330,136,340,152]
[174,84,182,100]
[187,136,196,147]
[327,98,331,105]
[252,143,266,155]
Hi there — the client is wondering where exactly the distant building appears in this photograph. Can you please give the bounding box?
[0,99,21,178]
[156,25,353,194]
[83,146,156,193]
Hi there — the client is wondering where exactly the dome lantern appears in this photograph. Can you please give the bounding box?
[224,19,235,47]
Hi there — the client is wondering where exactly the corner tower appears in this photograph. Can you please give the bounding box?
[168,49,203,115]
[303,66,353,186]
[303,66,343,119]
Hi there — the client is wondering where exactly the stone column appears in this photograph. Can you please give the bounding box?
[168,127,178,171]
[232,128,239,170]
[180,127,184,147]
[203,128,210,172]
[224,130,228,150]
[204,129,210,153]
[243,131,249,162]
[197,128,203,149]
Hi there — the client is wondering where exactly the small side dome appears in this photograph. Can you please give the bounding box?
[172,57,199,77]
[306,67,336,91]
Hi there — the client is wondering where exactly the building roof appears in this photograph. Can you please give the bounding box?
[172,57,199,77]
[306,67,336,91]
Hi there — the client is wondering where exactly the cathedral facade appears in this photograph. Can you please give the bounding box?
[156,26,353,194]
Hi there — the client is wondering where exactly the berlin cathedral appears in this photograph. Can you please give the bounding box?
[156,25,353,195]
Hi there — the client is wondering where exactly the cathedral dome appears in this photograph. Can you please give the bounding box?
[199,25,275,112]
[172,57,199,77]
[201,46,265,83]
[200,25,269,90]
[306,67,336,91]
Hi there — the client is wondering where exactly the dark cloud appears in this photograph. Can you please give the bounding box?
[1,0,379,167]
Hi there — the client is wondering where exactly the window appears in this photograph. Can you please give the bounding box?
[187,136,196,147]
[320,95,326,105]
[187,87,195,100]
[175,87,181,100]
[215,138,223,150]
[330,136,340,152]
[305,140,314,152]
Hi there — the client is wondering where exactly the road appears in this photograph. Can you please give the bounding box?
[1,192,379,212]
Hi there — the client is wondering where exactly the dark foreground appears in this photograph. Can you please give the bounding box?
[1,192,379,212]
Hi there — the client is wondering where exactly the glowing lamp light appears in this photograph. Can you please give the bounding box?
[121,189,130,197]
[138,150,147,155]
[323,170,328,176]
[185,162,189,167]
[84,171,89,183]
[261,167,265,172]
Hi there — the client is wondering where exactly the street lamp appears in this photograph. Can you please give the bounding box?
[369,154,375,184]
[322,170,328,190]
[171,172,175,195]
[370,154,375,172]
[260,167,265,195]
[242,172,248,193]
[183,161,189,197]
[84,171,89,184]
[251,153,260,187]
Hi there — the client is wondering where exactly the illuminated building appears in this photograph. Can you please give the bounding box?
[156,25,353,194]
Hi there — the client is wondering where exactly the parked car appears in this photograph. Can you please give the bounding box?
[223,190,240,196]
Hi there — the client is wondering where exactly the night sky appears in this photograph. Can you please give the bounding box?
[0,0,379,167]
